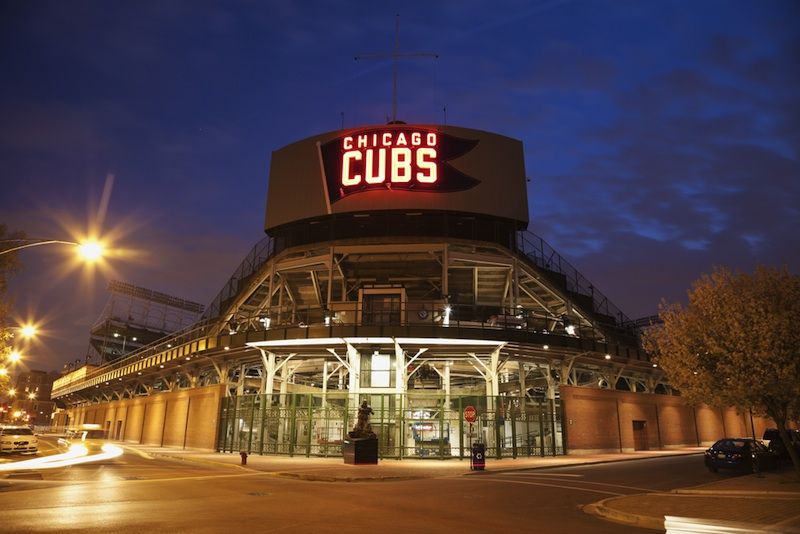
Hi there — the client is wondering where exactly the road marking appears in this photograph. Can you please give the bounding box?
[120,446,155,460]
[498,473,654,491]
[504,472,584,477]
[464,476,626,496]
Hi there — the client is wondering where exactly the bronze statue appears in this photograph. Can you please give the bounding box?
[349,400,376,438]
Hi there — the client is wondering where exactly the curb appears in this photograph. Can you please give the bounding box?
[148,451,252,471]
[673,488,800,497]
[134,449,705,482]
[273,472,422,483]
[461,450,703,476]
[583,497,664,531]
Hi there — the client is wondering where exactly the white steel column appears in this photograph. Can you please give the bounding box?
[346,342,361,408]
[277,363,290,444]
[394,341,406,396]
[443,361,452,412]
[260,350,276,401]
[322,361,329,408]
[394,340,407,457]
[236,363,246,396]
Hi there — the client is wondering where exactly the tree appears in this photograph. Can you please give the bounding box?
[643,266,800,478]
[1,224,25,397]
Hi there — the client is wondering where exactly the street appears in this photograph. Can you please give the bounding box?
[0,438,717,533]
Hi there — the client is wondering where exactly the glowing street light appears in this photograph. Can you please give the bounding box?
[27,392,36,400]
[77,240,104,261]
[0,238,105,261]
[20,324,38,339]
[8,350,22,363]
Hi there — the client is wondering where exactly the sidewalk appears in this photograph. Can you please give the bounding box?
[584,468,800,533]
[124,444,703,482]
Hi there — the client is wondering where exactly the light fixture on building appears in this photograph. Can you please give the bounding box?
[604,354,611,360]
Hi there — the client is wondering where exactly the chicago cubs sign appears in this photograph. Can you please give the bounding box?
[319,126,481,204]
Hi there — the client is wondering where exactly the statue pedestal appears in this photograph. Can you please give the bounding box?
[343,436,378,465]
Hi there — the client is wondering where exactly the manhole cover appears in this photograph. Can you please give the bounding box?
[247,491,271,497]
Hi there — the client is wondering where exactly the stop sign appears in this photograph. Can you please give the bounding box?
[463,405,477,423]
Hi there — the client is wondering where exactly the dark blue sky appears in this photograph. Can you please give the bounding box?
[2,0,798,372]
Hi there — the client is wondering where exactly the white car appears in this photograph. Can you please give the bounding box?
[58,426,110,453]
[0,425,39,454]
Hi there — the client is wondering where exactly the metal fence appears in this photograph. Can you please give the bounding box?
[218,393,563,460]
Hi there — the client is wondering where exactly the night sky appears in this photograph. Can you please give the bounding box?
[2,1,798,373]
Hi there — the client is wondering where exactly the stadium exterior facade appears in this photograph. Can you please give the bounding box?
[52,124,772,459]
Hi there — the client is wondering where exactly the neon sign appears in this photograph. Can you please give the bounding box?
[320,127,480,204]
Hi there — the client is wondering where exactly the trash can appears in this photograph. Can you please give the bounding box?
[471,442,486,471]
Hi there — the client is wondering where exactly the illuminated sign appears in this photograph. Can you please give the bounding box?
[320,127,480,204]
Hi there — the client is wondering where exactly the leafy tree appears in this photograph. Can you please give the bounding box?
[643,266,800,478]
[1,224,25,396]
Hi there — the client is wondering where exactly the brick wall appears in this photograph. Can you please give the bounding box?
[561,385,776,453]
[59,384,225,451]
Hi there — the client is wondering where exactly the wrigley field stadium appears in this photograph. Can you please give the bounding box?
[52,122,770,459]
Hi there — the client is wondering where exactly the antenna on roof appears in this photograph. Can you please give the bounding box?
[443,105,447,125]
[355,14,438,123]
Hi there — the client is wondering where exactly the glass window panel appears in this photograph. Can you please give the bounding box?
[371,353,391,387]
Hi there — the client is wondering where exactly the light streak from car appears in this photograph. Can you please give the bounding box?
[0,443,124,471]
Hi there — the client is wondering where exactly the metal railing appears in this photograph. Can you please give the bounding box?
[515,230,632,326]
[203,236,275,320]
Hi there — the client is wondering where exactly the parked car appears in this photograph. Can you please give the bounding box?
[0,425,39,454]
[704,438,776,473]
[762,428,800,462]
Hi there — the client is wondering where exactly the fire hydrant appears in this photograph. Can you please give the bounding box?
[240,451,248,465]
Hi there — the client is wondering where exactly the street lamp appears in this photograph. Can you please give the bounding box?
[19,325,37,339]
[113,332,137,354]
[0,238,105,261]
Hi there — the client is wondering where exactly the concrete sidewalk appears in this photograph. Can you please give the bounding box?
[584,468,800,533]
[124,444,703,482]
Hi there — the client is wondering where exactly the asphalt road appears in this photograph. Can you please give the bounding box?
[0,439,712,533]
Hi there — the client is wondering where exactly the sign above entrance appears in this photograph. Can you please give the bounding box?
[319,127,480,204]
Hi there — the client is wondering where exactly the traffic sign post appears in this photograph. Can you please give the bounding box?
[464,406,484,470]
